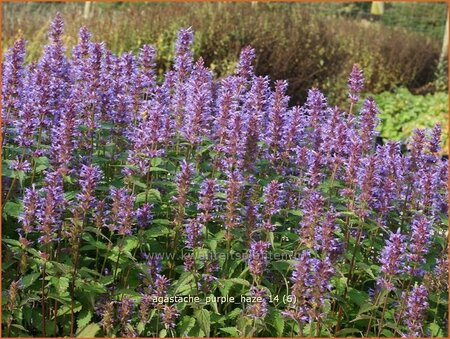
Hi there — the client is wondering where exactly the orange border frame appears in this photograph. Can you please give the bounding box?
[0,0,448,338]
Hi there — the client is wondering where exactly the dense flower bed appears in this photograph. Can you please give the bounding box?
[2,14,448,338]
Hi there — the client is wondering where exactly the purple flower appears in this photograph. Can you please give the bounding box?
[50,98,79,173]
[184,219,203,249]
[98,301,115,335]
[36,171,66,244]
[153,274,170,297]
[2,38,26,142]
[224,169,243,232]
[246,286,268,319]
[173,161,194,226]
[407,215,432,275]
[9,158,31,173]
[139,294,153,323]
[358,97,379,153]
[263,180,283,216]
[236,46,256,79]
[197,178,218,222]
[174,27,194,82]
[160,305,179,329]
[298,190,325,247]
[265,80,289,163]
[18,185,40,235]
[108,187,135,235]
[314,210,340,257]
[182,58,213,144]
[248,241,270,276]
[348,64,364,104]
[377,229,406,290]
[138,44,157,98]
[118,296,134,324]
[76,165,102,212]
[183,253,196,272]
[135,203,153,229]
[403,284,428,337]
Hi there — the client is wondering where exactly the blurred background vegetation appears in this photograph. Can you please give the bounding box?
[2,1,448,151]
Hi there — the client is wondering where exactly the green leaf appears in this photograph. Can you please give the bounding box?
[76,310,93,336]
[151,157,163,167]
[228,278,250,287]
[51,276,70,294]
[219,327,238,336]
[270,309,285,336]
[20,273,41,289]
[195,308,210,337]
[3,201,22,218]
[76,323,100,338]
[136,189,162,203]
[178,316,196,336]
[429,322,444,337]
[150,166,169,173]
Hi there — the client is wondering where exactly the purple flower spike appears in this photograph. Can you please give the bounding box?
[135,203,153,229]
[198,178,218,222]
[174,27,194,82]
[377,229,406,290]
[2,38,26,141]
[403,284,428,337]
[348,64,364,104]
[407,215,432,276]
[263,180,284,217]
[184,218,203,249]
[248,241,271,276]
[18,185,40,235]
[246,286,268,319]
[161,305,179,329]
[77,165,102,212]
[236,46,256,79]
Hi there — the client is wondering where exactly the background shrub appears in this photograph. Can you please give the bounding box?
[2,2,443,105]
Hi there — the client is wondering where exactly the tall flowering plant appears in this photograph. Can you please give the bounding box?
[2,14,448,338]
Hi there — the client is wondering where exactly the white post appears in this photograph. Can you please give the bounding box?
[441,10,449,61]
[83,1,91,20]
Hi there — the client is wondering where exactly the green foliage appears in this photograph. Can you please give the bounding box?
[375,88,448,151]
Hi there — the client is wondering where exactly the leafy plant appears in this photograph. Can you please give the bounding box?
[375,87,448,152]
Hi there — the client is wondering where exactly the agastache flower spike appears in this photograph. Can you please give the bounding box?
[135,203,153,229]
[197,178,218,223]
[348,64,364,104]
[403,284,429,337]
[18,185,40,235]
[223,169,243,232]
[182,58,213,144]
[248,241,270,277]
[36,171,66,244]
[377,229,406,290]
[174,27,194,82]
[407,215,432,276]
[236,46,256,79]
[50,98,78,173]
[138,44,157,98]
[161,305,179,329]
[358,97,379,153]
[242,76,269,171]
[266,80,289,163]
[173,161,194,226]
[76,165,102,212]
[245,286,268,319]
[184,218,203,249]
[2,38,26,142]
